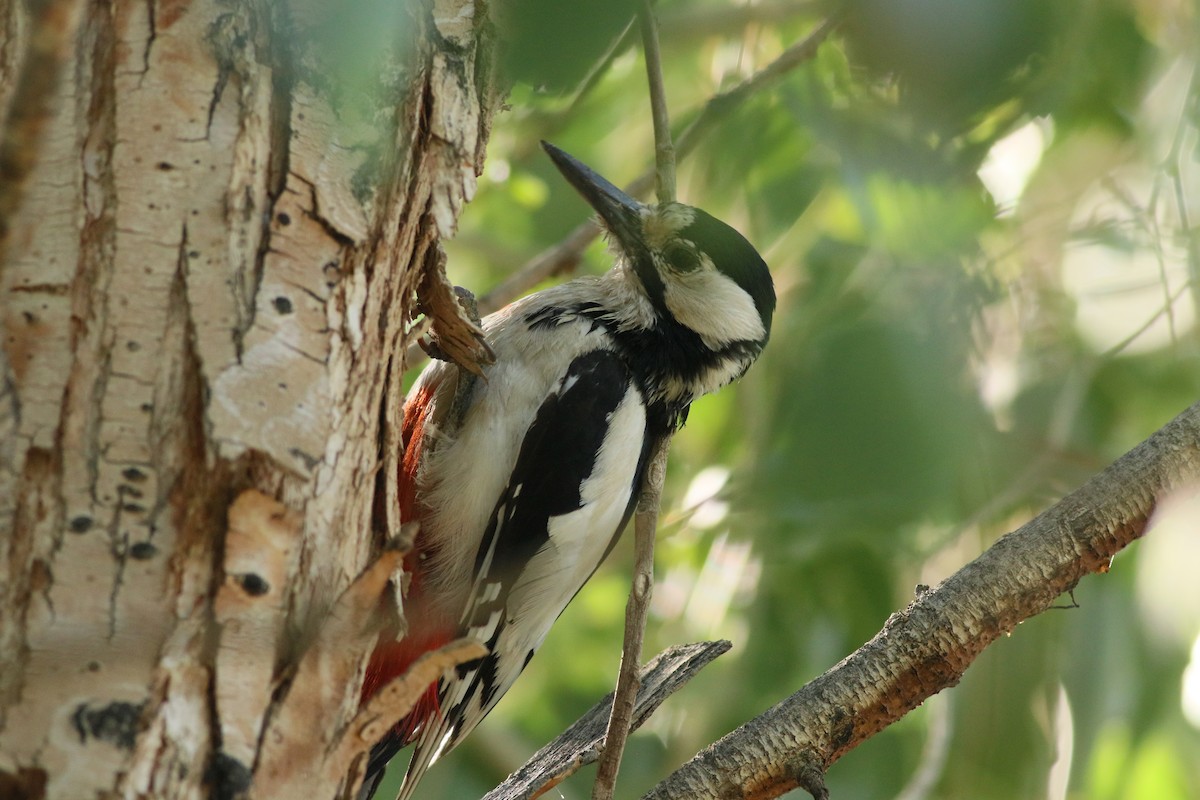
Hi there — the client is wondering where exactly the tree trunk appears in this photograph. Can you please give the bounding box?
[0,1,498,798]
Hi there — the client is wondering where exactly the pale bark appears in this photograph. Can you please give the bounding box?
[0,1,498,798]
[5,4,1191,800]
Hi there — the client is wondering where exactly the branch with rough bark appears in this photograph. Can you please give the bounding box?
[639,400,1200,799]
[484,641,731,800]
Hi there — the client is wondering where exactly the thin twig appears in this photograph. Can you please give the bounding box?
[516,19,639,163]
[672,14,840,161]
[591,439,671,800]
[1165,66,1200,327]
[639,0,676,204]
[1100,277,1196,360]
[513,2,818,165]
[476,16,839,316]
[592,7,679,795]
[480,641,731,800]
[480,221,601,315]
[566,19,639,121]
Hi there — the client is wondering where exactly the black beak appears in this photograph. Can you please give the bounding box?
[541,141,645,255]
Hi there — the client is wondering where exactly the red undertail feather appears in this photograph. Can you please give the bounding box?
[360,378,449,741]
[398,380,438,527]
[361,630,453,743]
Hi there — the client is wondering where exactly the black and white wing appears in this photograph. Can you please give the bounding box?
[397,348,652,798]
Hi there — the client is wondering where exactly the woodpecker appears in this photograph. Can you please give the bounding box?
[359,142,775,799]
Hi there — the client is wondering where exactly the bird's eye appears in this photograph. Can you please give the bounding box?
[663,243,700,273]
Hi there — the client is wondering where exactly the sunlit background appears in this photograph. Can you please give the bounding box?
[382,0,1200,797]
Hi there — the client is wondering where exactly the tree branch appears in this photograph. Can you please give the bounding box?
[644,400,1200,799]
[592,7,678,793]
[639,0,676,204]
[482,641,731,800]
[515,2,818,160]
[592,439,671,800]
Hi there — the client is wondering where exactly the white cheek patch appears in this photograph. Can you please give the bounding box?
[663,262,766,348]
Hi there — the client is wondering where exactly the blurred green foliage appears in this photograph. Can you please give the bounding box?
[383,0,1200,797]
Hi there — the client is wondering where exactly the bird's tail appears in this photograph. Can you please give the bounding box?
[394,660,495,800]
[394,723,456,800]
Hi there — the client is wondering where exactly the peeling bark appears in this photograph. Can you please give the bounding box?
[0,1,499,797]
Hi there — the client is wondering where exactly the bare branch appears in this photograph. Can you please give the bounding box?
[591,12,680,790]
[644,400,1200,799]
[592,439,671,800]
[672,15,840,161]
[563,19,639,123]
[479,222,602,315]
[482,641,731,800]
[521,2,818,152]
[639,0,676,204]
[1164,66,1200,325]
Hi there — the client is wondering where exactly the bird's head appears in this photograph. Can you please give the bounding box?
[542,142,775,358]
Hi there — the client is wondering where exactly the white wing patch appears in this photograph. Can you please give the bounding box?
[505,388,646,637]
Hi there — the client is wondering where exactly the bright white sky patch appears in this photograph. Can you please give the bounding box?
[1147,488,1200,731]
[684,532,757,638]
[1061,166,1195,355]
[1046,683,1075,800]
[1136,484,1200,650]
[978,119,1050,216]
[1183,636,1200,729]
[485,156,510,183]
[681,465,731,529]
